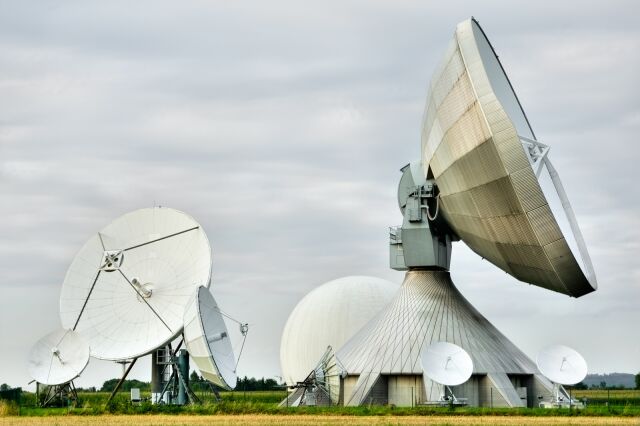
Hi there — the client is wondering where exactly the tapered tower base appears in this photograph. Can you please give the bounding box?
[337,270,555,407]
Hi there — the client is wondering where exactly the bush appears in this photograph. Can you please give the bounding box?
[0,400,19,416]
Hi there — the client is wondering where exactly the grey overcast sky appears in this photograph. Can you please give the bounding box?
[1,1,639,389]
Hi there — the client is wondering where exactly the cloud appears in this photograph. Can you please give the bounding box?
[1,0,638,389]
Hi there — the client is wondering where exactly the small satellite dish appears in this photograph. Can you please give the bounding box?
[282,346,344,407]
[421,342,473,386]
[183,286,237,390]
[536,345,587,386]
[59,207,212,360]
[311,346,344,405]
[28,329,90,385]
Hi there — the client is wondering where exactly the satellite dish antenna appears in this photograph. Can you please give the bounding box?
[421,18,597,297]
[183,286,237,390]
[536,345,587,386]
[28,329,90,385]
[421,342,473,386]
[311,346,344,405]
[331,18,600,407]
[536,344,587,408]
[281,346,345,407]
[420,342,472,405]
[59,207,212,361]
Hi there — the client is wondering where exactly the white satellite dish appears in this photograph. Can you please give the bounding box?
[281,346,344,407]
[59,207,212,361]
[421,342,473,386]
[536,345,587,386]
[183,286,237,390]
[28,329,90,385]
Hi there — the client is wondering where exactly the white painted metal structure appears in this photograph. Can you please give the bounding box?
[319,17,596,407]
[421,342,473,387]
[315,346,344,404]
[28,329,90,385]
[537,345,587,386]
[183,286,237,390]
[421,342,473,405]
[280,276,397,386]
[281,346,345,407]
[59,207,212,361]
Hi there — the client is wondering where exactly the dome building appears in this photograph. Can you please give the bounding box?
[280,276,398,386]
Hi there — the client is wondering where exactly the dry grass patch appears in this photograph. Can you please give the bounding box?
[0,416,639,426]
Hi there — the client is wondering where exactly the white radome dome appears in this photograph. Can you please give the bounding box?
[280,275,398,385]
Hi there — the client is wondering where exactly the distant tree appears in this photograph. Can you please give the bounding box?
[190,371,204,384]
[0,383,9,391]
[189,371,209,392]
[264,378,278,389]
[573,382,587,390]
[599,381,607,389]
[635,373,640,390]
[100,379,150,392]
[234,376,280,391]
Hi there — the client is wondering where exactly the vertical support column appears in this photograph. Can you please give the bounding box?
[177,349,190,405]
[151,350,163,404]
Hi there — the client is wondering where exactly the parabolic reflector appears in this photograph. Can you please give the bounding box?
[536,344,587,386]
[59,207,212,361]
[28,329,90,385]
[183,286,237,390]
[421,17,596,297]
[420,341,473,386]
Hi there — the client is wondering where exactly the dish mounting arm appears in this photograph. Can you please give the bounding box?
[520,136,597,288]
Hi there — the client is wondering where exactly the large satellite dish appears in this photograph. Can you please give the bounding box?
[421,18,596,297]
[183,286,237,390]
[28,329,90,385]
[420,342,473,386]
[536,345,587,386]
[59,207,212,360]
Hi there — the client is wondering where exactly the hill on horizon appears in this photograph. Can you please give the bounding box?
[583,373,636,388]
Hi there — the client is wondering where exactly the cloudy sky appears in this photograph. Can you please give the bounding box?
[1,1,638,390]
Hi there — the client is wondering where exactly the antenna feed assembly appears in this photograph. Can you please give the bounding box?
[51,347,64,364]
[390,160,457,271]
[132,278,153,299]
[100,250,124,272]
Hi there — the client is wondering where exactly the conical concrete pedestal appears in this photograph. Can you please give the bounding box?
[337,270,554,407]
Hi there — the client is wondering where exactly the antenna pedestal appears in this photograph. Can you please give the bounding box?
[176,349,190,405]
[151,350,166,404]
[390,162,454,271]
[37,381,78,407]
[337,270,555,407]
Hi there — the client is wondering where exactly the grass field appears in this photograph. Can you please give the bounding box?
[2,389,639,425]
[13,389,640,407]
[1,414,640,425]
[573,390,640,399]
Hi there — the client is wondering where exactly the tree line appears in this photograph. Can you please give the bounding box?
[186,373,280,392]
[5,373,640,393]
[88,374,281,392]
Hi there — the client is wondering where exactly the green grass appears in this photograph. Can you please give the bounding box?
[570,389,640,407]
[6,390,640,418]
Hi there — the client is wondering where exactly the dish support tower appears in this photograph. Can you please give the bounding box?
[336,162,557,407]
